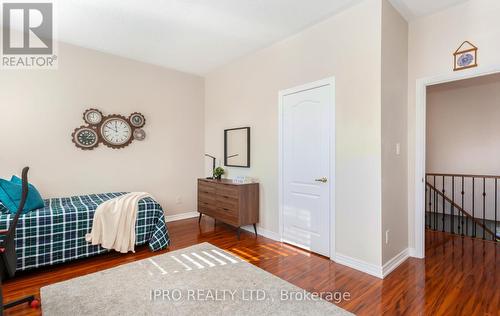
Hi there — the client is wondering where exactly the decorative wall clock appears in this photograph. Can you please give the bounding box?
[72,126,99,150]
[100,115,133,149]
[453,41,478,71]
[72,108,147,150]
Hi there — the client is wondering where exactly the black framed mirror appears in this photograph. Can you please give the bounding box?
[224,127,250,168]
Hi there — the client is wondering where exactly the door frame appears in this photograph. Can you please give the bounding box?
[278,76,336,259]
[413,65,500,259]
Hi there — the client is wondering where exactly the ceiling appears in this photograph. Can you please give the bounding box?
[389,0,469,21]
[50,0,468,75]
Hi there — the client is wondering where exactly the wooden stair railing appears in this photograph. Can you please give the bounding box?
[426,181,498,240]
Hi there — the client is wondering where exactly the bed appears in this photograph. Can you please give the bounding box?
[0,192,170,271]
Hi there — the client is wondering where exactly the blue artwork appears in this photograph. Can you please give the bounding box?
[458,53,474,67]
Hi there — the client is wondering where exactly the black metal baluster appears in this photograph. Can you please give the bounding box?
[427,181,431,229]
[472,177,476,237]
[430,184,433,229]
[482,177,486,240]
[451,176,455,234]
[425,183,428,228]
[434,176,437,230]
[496,179,498,241]
[462,176,465,236]
[442,176,445,232]
[431,176,434,230]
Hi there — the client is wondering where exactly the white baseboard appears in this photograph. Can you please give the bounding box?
[164,212,282,243]
[334,248,410,279]
[241,225,281,241]
[382,248,409,278]
[409,247,423,259]
[166,212,410,279]
[334,253,383,279]
[165,211,199,222]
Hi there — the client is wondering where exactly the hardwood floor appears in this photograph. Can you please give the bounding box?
[3,217,499,315]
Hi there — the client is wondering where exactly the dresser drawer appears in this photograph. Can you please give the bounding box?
[216,196,238,211]
[198,200,216,214]
[215,207,238,225]
[198,181,216,194]
[216,185,239,199]
[198,191,216,204]
[216,202,237,216]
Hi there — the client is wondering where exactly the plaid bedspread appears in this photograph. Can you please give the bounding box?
[0,192,170,271]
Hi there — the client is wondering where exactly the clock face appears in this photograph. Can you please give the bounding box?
[133,128,146,141]
[83,109,103,125]
[101,117,132,146]
[72,127,99,149]
[129,113,145,128]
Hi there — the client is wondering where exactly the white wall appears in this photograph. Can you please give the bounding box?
[408,0,500,249]
[205,0,383,266]
[381,0,408,264]
[0,41,205,216]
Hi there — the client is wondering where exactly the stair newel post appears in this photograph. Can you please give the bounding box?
[482,177,486,240]
[442,176,445,232]
[451,176,455,234]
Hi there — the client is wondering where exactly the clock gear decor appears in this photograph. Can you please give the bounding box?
[83,109,103,125]
[100,114,133,149]
[133,128,146,141]
[129,112,146,128]
[72,126,99,150]
[72,108,147,150]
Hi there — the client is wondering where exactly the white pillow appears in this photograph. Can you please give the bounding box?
[0,201,8,214]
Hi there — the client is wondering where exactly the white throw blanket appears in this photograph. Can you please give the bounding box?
[85,192,152,253]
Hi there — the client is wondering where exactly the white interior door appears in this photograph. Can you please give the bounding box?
[281,80,333,257]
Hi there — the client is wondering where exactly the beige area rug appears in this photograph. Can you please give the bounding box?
[41,242,353,315]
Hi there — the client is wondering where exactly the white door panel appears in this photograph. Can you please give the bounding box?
[282,83,332,257]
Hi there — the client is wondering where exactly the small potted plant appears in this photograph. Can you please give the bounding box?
[213,167,225,180]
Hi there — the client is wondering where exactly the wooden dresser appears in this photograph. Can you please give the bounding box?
[197,178,259,238]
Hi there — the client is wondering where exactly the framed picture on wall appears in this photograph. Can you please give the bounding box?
[453,41,478,71]
[224,127,250,168]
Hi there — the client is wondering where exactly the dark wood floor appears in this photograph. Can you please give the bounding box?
[3,217,499,315]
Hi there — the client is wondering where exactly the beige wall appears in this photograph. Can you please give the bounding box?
[0,41,205,216]
[427,73,500,175]
[381,0,408,264]
[408,0,500,249]
[205,0,384,266]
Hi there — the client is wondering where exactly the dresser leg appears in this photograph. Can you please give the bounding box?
[198,213,202,224]
[253,224,257,237]
[237,227,241,240]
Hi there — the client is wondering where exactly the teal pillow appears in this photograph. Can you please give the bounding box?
[0,176,45,214]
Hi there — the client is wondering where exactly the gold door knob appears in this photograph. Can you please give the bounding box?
[315,177,328,183]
